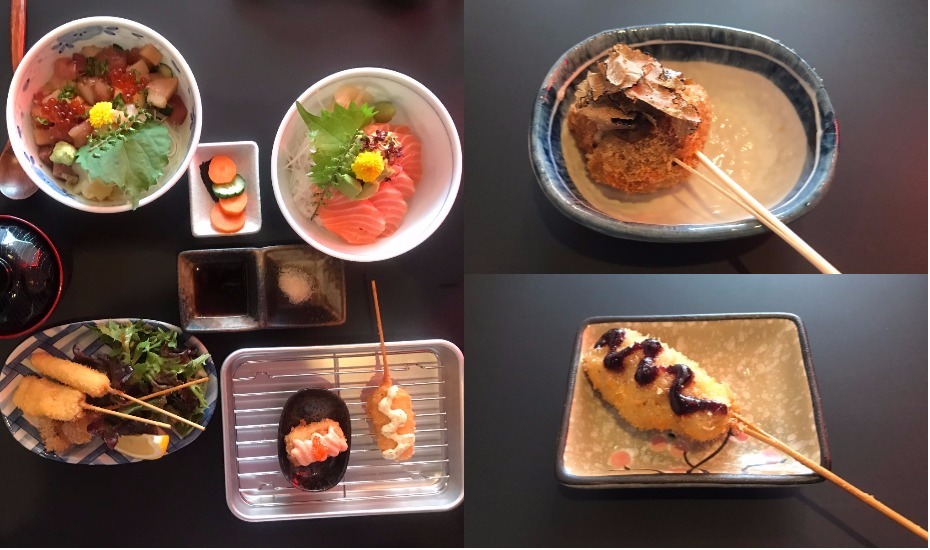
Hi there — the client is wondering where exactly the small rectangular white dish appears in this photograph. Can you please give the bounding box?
[557,313,830,488]
[221,340,464,521]
[188,141,261,237]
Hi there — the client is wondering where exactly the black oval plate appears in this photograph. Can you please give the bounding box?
[277,388,351,491]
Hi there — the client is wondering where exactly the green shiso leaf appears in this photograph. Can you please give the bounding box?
[295,101,375,192]
[74,120,171,209]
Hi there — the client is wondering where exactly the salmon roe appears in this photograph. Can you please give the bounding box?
[36,97,87,127]
[108,67,147,97]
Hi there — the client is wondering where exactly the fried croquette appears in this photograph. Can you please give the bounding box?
[581,328,735,442]
[365,382,416,461]
[29,350,110,398]
[568,44,712,193]
[13,376,85,421]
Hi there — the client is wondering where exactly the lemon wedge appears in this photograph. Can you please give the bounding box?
[114,434,170,460]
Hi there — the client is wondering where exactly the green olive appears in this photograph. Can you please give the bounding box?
[372,101,396,123]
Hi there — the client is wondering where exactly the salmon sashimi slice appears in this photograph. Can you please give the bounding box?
[387,165,416,199]
[316,192,386,245]
[369,182,408,237]
[364,123,422,185]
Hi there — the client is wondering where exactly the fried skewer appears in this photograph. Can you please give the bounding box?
[732,413,928,541]
[583,327,926,541]
[29,350,205,431]
[364,280,416,461]
[13,376,170,429]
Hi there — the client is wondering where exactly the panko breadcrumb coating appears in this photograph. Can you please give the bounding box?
[568,44,712,193]
[32,412,97,454]
[13,376,85,421]
[581,328,735,441]
[29,350,110,398]
[58,413,97,445]
[34,417,72,454]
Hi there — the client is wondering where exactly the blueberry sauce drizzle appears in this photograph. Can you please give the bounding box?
[594,329,728,417]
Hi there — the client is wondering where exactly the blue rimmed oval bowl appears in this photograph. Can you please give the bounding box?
[529,24,838,242]
[0,318,218,464]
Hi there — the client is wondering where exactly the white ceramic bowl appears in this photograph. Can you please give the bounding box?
[271,68,461,262]
[6,16,203,213]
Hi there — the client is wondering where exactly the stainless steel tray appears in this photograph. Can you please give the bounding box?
[221,340,464,521]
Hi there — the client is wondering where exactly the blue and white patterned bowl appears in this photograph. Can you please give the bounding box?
[0,319,218,464]
[5,16,202,213]
[529,24,838,242]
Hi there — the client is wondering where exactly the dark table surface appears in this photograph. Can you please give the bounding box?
[0,1,464,546]
[464,274,928,547]
[464,0,928,274]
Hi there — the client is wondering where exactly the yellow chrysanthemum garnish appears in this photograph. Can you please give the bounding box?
[88,101,117,129]
[351,150,385,183]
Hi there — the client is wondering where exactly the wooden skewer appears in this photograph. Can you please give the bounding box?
[370,280,391,385]
[104,377,210,410]
[673,153,840,274]
[109,389,205,431]
[731,412,928,541]
[81,403,171,429]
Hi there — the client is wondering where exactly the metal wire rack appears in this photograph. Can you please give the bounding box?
[222,343,461,520]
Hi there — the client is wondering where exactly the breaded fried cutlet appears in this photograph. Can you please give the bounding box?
[34,416,72,454]
[58,413,97,445]
[568,44,712,193]
[13,376,85,421]
[581,328,735,441]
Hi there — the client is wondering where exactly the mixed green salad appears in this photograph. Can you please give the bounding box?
[74,320,211,441]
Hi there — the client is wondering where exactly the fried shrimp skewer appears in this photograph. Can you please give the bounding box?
[29,350,204,432]
[12,376,170,428]
[364,281,416,461]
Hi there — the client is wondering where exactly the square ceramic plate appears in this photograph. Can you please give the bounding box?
[557,313,830,488]
[177,245,345,332]
[221,340,464,521]
[188,141,262,237]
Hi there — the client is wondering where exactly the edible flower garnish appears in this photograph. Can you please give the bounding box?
[351,150,385,183]
[88,101,117,129]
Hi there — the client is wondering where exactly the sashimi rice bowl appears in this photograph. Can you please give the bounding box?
[271,68,461,262]
[6,16,202,212]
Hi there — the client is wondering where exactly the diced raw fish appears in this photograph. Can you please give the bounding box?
[317,192,386,245]
[369,182,408,237]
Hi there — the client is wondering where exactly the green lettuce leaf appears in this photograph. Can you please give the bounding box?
[296,101,375,189]
[75,120,171,209]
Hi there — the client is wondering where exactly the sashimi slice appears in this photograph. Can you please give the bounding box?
[316,192,386,245]
[369,182,408,237]
[387,165,416,199]
[364,123,422,184]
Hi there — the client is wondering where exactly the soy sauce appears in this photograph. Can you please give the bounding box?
[193,259,251,316]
